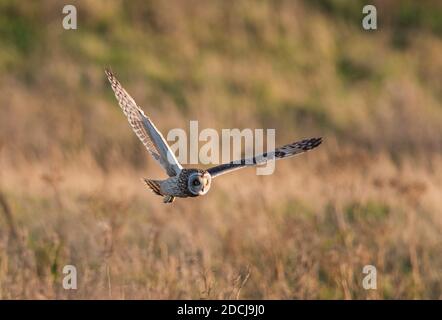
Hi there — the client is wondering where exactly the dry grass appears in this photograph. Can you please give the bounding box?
[1,148,441,299]
[0,0,441,299]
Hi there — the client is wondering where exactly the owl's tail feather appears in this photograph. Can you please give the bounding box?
[142,178,163,196]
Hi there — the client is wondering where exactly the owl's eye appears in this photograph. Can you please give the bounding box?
[192,179,201,186]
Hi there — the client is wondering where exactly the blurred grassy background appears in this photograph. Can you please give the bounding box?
[0,0,441,299]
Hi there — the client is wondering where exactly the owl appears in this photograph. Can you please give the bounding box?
[105,69,322,203]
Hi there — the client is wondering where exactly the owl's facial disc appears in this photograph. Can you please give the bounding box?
[188,172,211,196]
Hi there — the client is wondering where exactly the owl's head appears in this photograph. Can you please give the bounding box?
[188,171,211,196]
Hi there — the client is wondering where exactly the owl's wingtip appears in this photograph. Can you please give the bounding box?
[312,137,323,148]
[299,137,323,152]
[104,67,114,78]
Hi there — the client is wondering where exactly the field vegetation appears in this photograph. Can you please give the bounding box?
[0,0,441,298]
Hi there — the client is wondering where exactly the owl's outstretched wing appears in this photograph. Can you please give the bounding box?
[207,137,322,178]
[105,68,182,177]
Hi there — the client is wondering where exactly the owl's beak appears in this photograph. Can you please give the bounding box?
[202,179,208,192]
[200,174,211,195]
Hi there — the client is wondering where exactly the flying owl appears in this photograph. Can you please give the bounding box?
[105,69,322,203]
